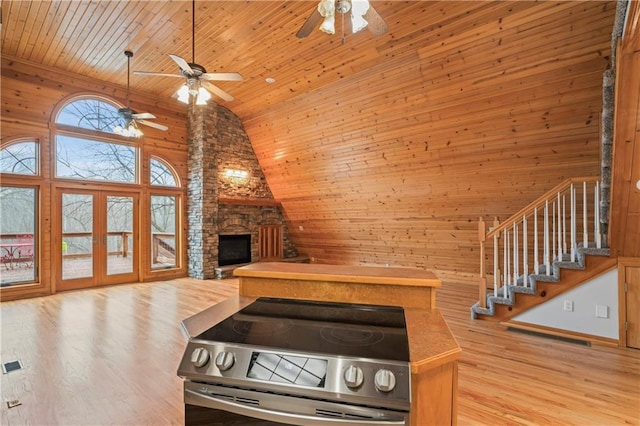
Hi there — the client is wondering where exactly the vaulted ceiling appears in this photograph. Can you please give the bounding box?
[1,1,621,279]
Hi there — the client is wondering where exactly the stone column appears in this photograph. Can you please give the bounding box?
[600,69,615,247]
[187,102,219,279]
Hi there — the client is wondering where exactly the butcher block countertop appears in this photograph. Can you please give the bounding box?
[235,262,441,309]
[234,262,442,287]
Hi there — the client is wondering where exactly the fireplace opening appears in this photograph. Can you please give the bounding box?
[218,234,251,266]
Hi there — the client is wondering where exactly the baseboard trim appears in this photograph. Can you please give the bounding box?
[501,320,619,347]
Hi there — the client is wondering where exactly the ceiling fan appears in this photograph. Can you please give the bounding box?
[114,50,168,138]
[134,0,242,104]
[296,0,388,41]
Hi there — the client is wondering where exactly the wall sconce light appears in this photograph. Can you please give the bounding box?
[225,169,248,179]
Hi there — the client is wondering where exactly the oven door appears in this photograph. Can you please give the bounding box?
[186,403,283,425]
[184,381,409,426]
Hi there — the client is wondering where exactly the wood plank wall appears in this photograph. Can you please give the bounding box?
[1,57,189,300]
[244,1,617,283]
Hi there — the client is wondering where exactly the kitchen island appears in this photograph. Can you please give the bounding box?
[234,262,442,309]
[234,262,460,425]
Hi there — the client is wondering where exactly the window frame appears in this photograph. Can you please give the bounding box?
[54,130,140,185]
[0,138,40,176]
[0,181,41,288]
[54,95,124,134]
[149,155,181,188]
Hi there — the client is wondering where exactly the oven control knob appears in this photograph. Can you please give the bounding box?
[343,365,364,389]
[190,347,210,368]
[214,351,235,371]
[374,369,396,392]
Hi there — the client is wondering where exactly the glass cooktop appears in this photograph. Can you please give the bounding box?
[195,297,410,362]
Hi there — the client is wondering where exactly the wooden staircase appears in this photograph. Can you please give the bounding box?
[471,177,613,321]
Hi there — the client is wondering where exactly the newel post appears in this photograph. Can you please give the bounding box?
[478,217,487,308]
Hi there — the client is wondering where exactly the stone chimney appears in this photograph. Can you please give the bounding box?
[186,102,297,279]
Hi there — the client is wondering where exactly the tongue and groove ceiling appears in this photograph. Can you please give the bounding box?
[1,1,618,279]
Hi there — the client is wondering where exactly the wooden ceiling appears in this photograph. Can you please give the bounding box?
[1,1,621,280]
[1,1,617,119]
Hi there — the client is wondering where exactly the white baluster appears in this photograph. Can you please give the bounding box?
[506,228,511,287]
[557,193,562,262]
[552,200,557,262]
[570,184,576,262]
[503,228,509,297]
[595,181,601,248]
[513,222,518,286]
[583,181,588,248]
[534,207,539,274]
[544,200,550,275]
[523,214,528,287]
[493,234,498,297]
[562,194,567,255]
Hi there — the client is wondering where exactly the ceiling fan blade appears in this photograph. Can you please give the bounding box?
[202,81,234,102]
[133,71,183,78]
[131,112,156,120]
[201,72,243,82]
[296,9,322,38]
[137,120,168,131]
[364,6,388,36]
[169,54,195,75]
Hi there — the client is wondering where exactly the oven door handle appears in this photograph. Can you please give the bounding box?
[185,388,408,426]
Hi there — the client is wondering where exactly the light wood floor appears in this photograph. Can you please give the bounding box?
[0,278,638,425]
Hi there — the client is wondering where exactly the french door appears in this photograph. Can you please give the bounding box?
[55,188,139,291]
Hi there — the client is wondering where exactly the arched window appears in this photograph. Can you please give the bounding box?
[150,156,179,187]
[54,97,138,184]
[56,97,122,132]
[0,140,38,175]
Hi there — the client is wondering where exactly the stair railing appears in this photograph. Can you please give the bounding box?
[477,177,603,309]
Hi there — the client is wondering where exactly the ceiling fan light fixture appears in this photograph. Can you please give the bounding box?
[176,84,190,104]
[318,0,336,34]
[118,50,168,133]
[196,87,211,105]
[297,0,385,40]
[114,122,143,138]
[351,0,370,33]
[320,15,335,34]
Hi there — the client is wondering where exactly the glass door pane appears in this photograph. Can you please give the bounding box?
[58,189,139,291]
[61,193,94,280]
[0,186,36,286]
[150,195,177,270]
[106,196,134,276]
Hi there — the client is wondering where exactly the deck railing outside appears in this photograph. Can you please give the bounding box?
[477,177,604,308]
[1,231,178,286]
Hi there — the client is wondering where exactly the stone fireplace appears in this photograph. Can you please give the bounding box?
[187,102,297,279]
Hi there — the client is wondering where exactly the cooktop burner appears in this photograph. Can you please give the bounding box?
[194,297,410,362]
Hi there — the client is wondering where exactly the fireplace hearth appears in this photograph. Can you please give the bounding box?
[218,234,251,266]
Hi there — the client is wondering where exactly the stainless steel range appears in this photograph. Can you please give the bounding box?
[178,297,412,425]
